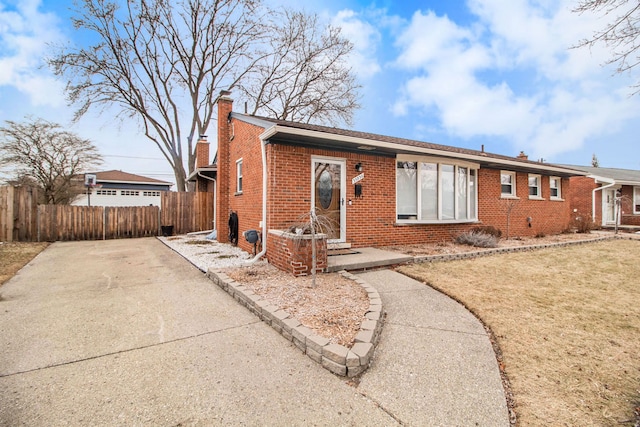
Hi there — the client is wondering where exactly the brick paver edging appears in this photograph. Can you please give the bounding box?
[412,235,616,264]
[206,269,384,378]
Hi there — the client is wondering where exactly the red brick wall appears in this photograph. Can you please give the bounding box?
[477,169,571,237]
[267,231,327,276]
[227,121,265,254]
[620,185,640,226]
[195,139,210,169]
[216,95,233,243]
[568,176,599,224]
[220,114,576,253]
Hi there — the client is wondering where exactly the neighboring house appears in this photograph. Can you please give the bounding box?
[72,170,173,207]
[210,91,584,263]
[564,165,640,228]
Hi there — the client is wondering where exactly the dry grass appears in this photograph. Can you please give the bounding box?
[398,239,640,426]
[224,263,368,347]
[0,242,49,286]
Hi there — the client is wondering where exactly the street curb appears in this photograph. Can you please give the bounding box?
[206,269,384,377]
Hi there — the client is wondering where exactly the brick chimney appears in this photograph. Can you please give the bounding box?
[216,90,233,243]
[194,135,210,169]
[517,151,528,160]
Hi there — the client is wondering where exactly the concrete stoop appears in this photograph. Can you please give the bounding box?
[206,269,384,377]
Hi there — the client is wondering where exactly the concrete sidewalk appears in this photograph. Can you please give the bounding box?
[355,269,511,426]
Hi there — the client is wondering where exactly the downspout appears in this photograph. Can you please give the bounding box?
[245,134,268,265]
[197,171,217,232]
[591,176,616,225]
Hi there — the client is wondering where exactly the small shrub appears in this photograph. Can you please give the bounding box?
[470,225,502,239]
[456,231,499,248]
[569,213,593,234]
[535,232,546,238]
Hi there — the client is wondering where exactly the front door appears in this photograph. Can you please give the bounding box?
[312,157,346,243]
[604,188,617,225]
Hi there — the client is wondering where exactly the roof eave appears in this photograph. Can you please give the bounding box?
[260,125,585,176]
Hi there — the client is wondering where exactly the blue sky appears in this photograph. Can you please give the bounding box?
[1,0,639,186]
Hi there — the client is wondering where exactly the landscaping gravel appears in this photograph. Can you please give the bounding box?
[158,233,252,271]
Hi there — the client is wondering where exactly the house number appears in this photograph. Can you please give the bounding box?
[352,173,364,184]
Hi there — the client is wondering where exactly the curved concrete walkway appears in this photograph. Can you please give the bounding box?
[355,269,510,426]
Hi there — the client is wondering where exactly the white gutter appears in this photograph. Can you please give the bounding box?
[197,171,217,232]
[245,134,268,265]
[590,175,616,225]
[259,125,584,176]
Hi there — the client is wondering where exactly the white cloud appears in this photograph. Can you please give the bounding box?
[0,0,66,107]
[331,9,382,79]
[390,1,640,161]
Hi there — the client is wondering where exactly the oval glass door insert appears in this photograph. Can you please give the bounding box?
[318,170,333,209]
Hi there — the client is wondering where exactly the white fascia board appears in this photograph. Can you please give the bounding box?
[260,125,584,175]
[588,174,616,185]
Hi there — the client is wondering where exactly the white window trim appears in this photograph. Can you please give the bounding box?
[501,171,517,198]
[634,186,640,214]
[549,176,563,200]
[236,158,243,194]
[528,174,544,200]
[395,155,479,224]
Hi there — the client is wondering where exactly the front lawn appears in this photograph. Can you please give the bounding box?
[398,239,640,426]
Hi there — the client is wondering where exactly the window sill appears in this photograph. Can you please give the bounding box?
[234,191,243,196]
[395,219,480,225]
[500,195,519,200]
[528,196,545,201]
[550,197,564,202]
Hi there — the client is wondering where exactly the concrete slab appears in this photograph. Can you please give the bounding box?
[326,247,412,272]
[0,239,398,426]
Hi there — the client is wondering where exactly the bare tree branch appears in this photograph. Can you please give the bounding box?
[49,1,361,190]
[573,0,640,94]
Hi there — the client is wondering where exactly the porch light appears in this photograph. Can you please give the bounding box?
[355,162,363,172]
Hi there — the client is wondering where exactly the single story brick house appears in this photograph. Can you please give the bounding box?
[564,165,640,228]
[199,91,583,270]
[72,170,173,207]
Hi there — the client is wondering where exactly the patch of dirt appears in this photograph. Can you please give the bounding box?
[0,242,49,286]
[223,262,368,347]
[382,232,605,256]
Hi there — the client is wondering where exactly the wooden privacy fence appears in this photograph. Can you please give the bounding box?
[161,191,214,235]
[37,205,160,241]
[0,186,214,242]
[0,186,39,242]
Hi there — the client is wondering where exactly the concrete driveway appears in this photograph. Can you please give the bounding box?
[0,238,397,426]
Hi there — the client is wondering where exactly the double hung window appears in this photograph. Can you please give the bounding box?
[501,171,516,197]
[550,177,561,199]
[528,174,542,198]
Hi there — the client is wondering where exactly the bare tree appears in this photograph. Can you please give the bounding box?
[574,0,640,94]
[49,0,360,191]
[239,10,360,127]
[0,117,103,204]
[499,198,520,240]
